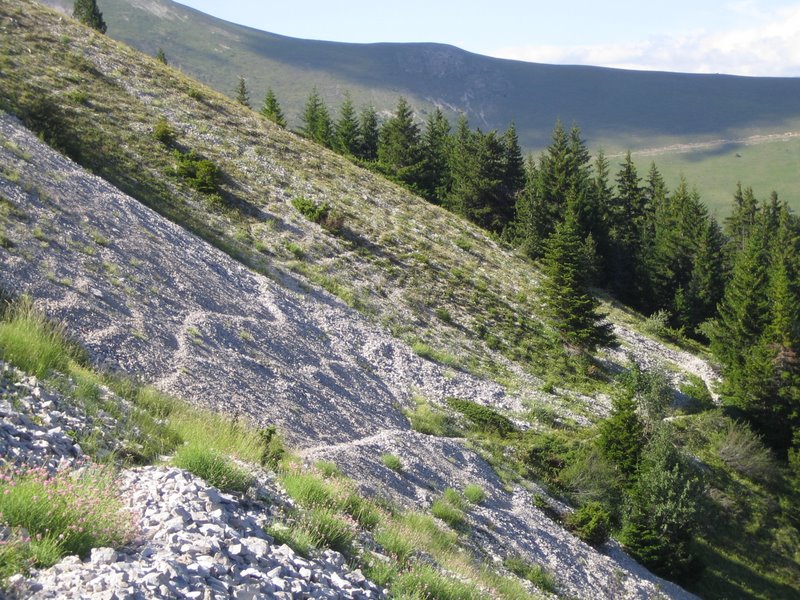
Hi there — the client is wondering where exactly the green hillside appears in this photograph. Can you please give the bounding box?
[624,134,800,215]
[40,0,800,148]
[39,0,800,210]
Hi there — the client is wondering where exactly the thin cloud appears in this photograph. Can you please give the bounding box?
[490,6,800,77]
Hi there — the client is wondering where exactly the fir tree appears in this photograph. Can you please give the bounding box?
[587,150,614,284]
[356,106,379,162]
[500,123,526,214]
[377,97,422,187]
[683,218,726,333]
[260,89,286,127]
[709,216,772,402]
[608,152,646,305]
[418,108,451,202]
[539,202,615,352]
[736,205,800,451]
[155,48,168,65]
[334,92,360,156]
[513,122,592,258]
[300,88,332,148]
[598,388,644,479]
[234,76,251,109]
[619,428,704,582]
[73,0,106,33]
[723,183,759,267]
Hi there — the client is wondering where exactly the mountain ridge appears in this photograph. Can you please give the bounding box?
[40,0,800,150]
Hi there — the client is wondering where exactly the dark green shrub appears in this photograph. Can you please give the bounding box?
[258,425,285,468]
[173,150,221,195]
[292,196,330,223]
[152,117,175,146]
[565,501,611,546]
[446,397,515,436]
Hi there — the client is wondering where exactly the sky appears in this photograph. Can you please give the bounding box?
[174,1,800,77]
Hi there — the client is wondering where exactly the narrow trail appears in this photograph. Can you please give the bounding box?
[609,130,800,158]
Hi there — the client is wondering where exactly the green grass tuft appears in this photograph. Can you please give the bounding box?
[463,484,486,505]
[172,444,252,493]
[431,496,467,530]
[381,453,403,472]
[503,555,557,594]
[0,296,84,379]
[391,564,485,600]
[279,471,339,509]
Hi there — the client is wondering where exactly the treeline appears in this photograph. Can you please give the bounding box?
[255,86,799,459]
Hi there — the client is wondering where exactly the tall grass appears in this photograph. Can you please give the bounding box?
[0,297,83,378]
[0,464,135,577]
[172,444,252,493]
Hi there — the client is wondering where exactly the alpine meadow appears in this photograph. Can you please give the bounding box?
[0,1,798,600]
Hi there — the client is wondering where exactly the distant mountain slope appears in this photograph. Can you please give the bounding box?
[40,0,800,154]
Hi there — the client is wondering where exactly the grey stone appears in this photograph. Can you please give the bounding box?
[90,547,118,565]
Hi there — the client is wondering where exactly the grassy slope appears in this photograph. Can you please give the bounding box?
[1,3,798,598]
[1,0,559,399]
[622,135,800,216]
[39,0,800,212]
[39,1,800,146]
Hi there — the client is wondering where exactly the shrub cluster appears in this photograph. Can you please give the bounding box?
[173,150,222,196]
[291,197,343,232]
[446,397,515,437]
[564,501,611,546]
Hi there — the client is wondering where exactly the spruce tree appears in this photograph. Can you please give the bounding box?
[587,150,614,284]
[709,216,772,402]
[608,152,646,305]
[377,97,422,187]
[736,206,800,451]
[540,202,615,352]
[418,108,451,202]
[356,106,379,162]
[155,48,168,65]
[73,0,106,33]
[598,388,644,479]
[500,123,526,213]
[724,184,759,261]
[334,92,360,156]
[300,88,333,148]
[260,89,286,127]
[235,76,251,109]
[683,218,726,333]
[513,121,592,258]
[619,428,704,582]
